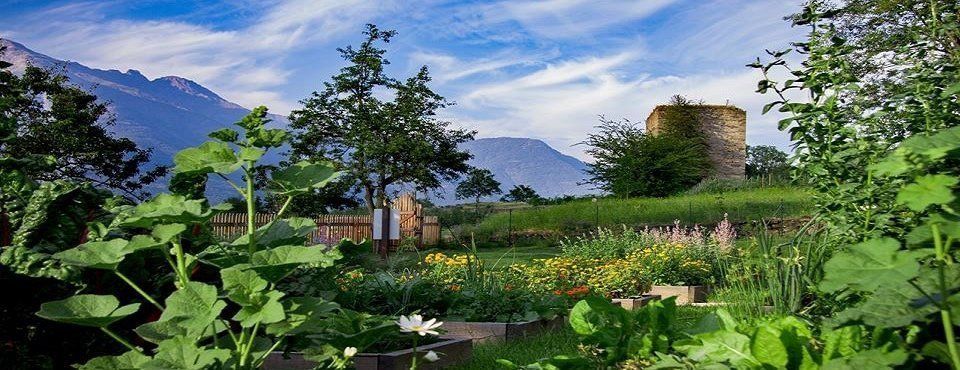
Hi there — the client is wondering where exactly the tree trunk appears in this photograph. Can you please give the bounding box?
[363,183,375,213]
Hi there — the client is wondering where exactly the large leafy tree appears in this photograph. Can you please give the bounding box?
[745,145,790,178]
[456,168,501,207]
[501,184,541,203]
[583,114,710,198]
[289,24,475,212]
[0,46,165,199]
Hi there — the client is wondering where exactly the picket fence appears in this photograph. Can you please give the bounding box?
[209,213,440,246]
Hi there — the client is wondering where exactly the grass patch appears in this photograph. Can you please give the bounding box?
[474,187,813,236]
[448,326,580,370]
[448,305,717,369]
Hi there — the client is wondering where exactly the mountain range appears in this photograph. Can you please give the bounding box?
[1,39,595,203]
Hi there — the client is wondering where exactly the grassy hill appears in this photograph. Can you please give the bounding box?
[471,187,814,237]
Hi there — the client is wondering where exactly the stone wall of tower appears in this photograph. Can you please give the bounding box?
[644,105,746,179]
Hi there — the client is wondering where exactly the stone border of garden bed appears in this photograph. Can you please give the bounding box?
[443,315,565,343]
[262,336,473,370]
[611,294,661,309]
[647,285,710,304]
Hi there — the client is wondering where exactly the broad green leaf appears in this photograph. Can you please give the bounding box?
[208,128,239,143]
[134,316,191,344]
[265,297,340,336]
[173,141,241,175]
[750,326,788,368]
[77,350,150,370]
[679,330,757,367]
[873,126,960,176]
[248,245,341,282]
[829,266,959,328]
[821,326,864,360]
[248,128,290,148]
[229,217,317,249]
[921,341,957,365]
[153,223,187,243]
[238,146,265,162]
[36,294,139,327]
[140,337,231,370]
[220,267,286,327]
[896,174,958,211]
[269,161,340,196]
[159,282,226,337]
[820,238,919,293]
[568,296,629,344]
[821,348,909,369]
[54,239,129,270]
[115,194,221,228]
[232,290,285,327]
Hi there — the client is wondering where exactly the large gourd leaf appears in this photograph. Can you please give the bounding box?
[140,337,231,370]
[269,161,340,196]
[157,282,226,338]
[53,239,130,270]
[820,238,920,293]
[77,350,150,370]
[173,141,241,175]
[247,245,341,282]
[115,194,227,228]
[36,294,140,327]
[221,268,286,327]
[896,174,958,212]
[265,297,340,336]
[229,217,317,249]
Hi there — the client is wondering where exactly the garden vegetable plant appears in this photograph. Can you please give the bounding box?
[5,107,366,369]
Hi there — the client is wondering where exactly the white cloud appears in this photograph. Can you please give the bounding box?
[450,53,792,161]
[479,0,678,38]
[2,0,385,114]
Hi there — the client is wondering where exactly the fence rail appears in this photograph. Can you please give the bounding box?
[210,213,440,246]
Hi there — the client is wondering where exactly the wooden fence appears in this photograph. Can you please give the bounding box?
[210,213,440,246]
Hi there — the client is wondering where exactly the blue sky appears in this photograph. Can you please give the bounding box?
[1,0,804,159]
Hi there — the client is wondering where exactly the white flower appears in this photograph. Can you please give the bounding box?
[343,347,357,358]
[423,350,440,362]
[396,314,443,336]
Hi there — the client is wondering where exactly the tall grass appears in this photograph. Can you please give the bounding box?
[474,187,813,237]
[713,221,831,319]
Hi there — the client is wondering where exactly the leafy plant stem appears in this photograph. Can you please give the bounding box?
[113,271,163,310]
[253,337,285,367]
[932,223,960,369]
[245,166,257,257]
[218,173,245,197]
[171,240,190,288]
[100,327,139,353]
[410,335,419,370]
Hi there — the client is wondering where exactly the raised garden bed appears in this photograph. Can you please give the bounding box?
[647,285,711,304]
[611,294,661,309]
[263,337,472,370]
[443,316,565,343]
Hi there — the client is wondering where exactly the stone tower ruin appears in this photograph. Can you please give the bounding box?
[644,104,746,179]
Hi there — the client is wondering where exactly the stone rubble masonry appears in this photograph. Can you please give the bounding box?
[645,104,747,179]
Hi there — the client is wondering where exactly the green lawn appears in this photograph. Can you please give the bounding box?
[449,305,716,369]
[474,187,813,236]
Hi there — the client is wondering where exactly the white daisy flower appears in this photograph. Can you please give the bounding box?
[396,314,443,336]
[344,347,358,358]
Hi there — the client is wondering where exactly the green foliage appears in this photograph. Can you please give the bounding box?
[745,145,791,178]
[501,185,542,203]
[474,187,813,239]
[3,107,374,369]
[289,24,475,211]
[0,46,165,199]
[583,116,711,197]
[456,168,502,204]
